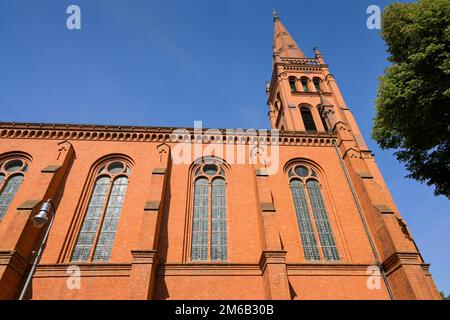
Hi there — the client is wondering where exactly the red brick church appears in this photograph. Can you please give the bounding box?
[0,14,440,299]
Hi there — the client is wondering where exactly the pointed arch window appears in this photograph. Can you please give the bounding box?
[191,161,228,261]
[71,160,131,262]
[288,164,339,261]
[0,158,29,223]
[300,106,317,132]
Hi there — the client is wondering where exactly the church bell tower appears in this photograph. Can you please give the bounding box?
[266,12,441,300]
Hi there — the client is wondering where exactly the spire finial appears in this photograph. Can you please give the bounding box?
[272,9,279,20]
[272,12,305,58]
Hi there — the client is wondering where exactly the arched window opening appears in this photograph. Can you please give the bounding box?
[290,179,321,260]
[288,164,339,261]
[313,78,322,92]
[301,78,309,92]
[191,160,228,261]
[71,160,131,262]
[0,158,29,222]
[289,77,297,92]
[300,106,317,132]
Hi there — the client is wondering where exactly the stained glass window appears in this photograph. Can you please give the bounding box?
[203,164,218,176]
[288,165,339,261]
[211,178,227,260]
[93,176,128,261]
[191,161,228,261]
[290,179,320,260]
[294,165,309,177]
[191,177,209,261]
[72,176,110,261]
[71,160,131,262]
[307,180,339,260]
[0,175,24,222]
[0,158,29,223]
[5,160,23,172]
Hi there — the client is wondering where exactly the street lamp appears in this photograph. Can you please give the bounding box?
[32,200,52,227]
[18,199,56,300]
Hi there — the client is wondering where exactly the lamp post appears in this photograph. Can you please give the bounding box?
[18,199,56,300]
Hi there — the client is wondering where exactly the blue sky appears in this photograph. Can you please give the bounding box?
[1,0,449,295]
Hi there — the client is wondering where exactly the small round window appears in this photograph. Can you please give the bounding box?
[203,164,218,176]
[288,164,318,182]
[193,161,226,181]
[294,165,309,177]
[0,157,29,181]
[107,161,124,174]
[5,159,24,173]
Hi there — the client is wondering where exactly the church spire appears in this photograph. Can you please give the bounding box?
[273,13,305,58]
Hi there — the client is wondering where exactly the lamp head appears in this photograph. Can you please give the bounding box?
[32,200,52,228]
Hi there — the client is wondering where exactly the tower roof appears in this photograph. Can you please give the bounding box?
[273,13,305,59]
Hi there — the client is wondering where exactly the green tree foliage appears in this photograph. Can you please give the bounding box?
[440,291,450,300]
[372,0,450,198]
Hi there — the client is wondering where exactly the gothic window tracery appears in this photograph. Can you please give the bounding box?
[71,160,131,262]
[288,164,339,261]
[191,160,228,261]
[0,157,29,222]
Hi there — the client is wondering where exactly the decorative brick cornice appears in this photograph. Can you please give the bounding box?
[0,122,337,147]
[280,57,325,74]
[291,91,333,97]
[280,57,321,65]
